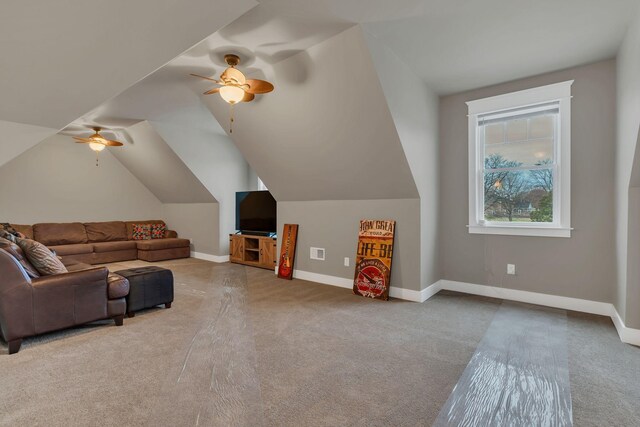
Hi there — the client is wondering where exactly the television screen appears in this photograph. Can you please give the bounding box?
[236,191,277,233]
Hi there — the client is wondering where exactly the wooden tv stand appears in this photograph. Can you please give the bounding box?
[229,234,277,270]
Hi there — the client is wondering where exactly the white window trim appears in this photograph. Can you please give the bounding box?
[466,80,573,238]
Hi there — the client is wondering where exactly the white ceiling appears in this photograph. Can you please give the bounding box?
[362,0,640,94]
[0,0,255,129]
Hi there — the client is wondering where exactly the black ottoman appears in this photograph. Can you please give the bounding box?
[114,266,174,317]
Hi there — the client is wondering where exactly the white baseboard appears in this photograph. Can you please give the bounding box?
[191,252,229,263]
[291,269,430,303]
[286,272,640,346]
[436,280,612,316]
[434,279,640,347]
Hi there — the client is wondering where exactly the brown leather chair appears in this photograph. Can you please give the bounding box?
[0,247,129,354]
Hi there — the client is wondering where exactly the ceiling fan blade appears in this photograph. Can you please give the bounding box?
[242,92,255,102]
[204,87,220,95]
[73,137,92,143]
[103,139,124,147]
[221,67,246,85]
[245,79,274,94]
[190,73,221,83]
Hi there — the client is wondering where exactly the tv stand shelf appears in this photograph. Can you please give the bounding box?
[229,234,277,270]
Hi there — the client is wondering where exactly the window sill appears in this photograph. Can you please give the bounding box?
[467,225,572,238]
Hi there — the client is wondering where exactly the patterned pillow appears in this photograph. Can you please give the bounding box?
[0,223,20,237]
[132,224,151,240]
[151,223,166,239]
[0,237,41,278]
[16,238,67,276]
[0,228,18,243]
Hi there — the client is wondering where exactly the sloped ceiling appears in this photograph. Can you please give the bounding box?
[0,0,256,129]
[363,0,639,94]
[202,25,418,201]
[0,120,58,167]
[109,121,216,203]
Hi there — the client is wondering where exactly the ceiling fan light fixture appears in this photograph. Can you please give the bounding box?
[219,85,245,104]
[89,142,106,152]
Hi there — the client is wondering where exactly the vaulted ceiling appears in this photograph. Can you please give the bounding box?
[2,0,638,205]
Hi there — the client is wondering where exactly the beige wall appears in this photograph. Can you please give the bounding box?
[162,203,219,256]
[363,27,440,290]
[0,134,163,223]
[616,9,640,328]
[277,199,421,291]
[439,59,616,303]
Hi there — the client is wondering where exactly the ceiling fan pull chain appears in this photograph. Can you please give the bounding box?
[96,152,99,167]
[230,103,235,133]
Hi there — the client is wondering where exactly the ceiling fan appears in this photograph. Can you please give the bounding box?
[190,54,274,133]
[73,127,124,166]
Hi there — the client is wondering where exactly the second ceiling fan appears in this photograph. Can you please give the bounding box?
[191,54,274,133]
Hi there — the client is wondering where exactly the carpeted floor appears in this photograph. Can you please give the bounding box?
[0,258,638,426]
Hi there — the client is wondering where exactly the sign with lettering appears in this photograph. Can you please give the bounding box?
[278,224,298,280]
[353,219,395,300]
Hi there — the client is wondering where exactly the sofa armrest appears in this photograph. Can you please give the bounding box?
[165,229,178,238]
[31,267,109,290]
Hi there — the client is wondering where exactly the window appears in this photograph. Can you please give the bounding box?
[466,81,573,237]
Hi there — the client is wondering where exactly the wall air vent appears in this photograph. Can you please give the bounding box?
[310,247,325,261]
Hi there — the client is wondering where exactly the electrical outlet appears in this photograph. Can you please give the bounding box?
[507,264,516,275]
[344,257,350,267]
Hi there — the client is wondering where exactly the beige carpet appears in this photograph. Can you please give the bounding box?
[0,258,638,426]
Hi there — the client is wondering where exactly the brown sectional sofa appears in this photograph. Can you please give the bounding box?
[10,220,190,264]
[0,243,130,354]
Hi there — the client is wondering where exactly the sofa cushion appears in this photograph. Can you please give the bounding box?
[85,221,127,242]
[11,224,33,240]
[92,241,137,253]
[48,243,94,256]
[16,238,68,276]
[0,237,40,278]
[151,223,167,239]
[132,224,151,240]
[63,258,93,272]
[125,220,165,240]
[33,222,88,246]
[107,273,130,299]
[135,238,190,251]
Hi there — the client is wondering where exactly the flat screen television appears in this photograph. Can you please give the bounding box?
[235,190,277,234]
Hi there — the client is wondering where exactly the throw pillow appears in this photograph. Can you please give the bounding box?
[0,223,20,237]
[132,224,151,240]
[0,237,41,278]
[0,228,18,243]
[151,223,166,239]
[16,238,68,276]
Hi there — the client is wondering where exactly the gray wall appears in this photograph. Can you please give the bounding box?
[151,105,251,256]
[616,9,640,328]
[363,27,440,290]
[0,134,163,223]
[162,203,219,256]
[203,25,418,202]
[439,59,616,303]
[278,199,421,291]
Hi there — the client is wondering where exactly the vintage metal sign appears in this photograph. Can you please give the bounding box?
[353,219,395,300]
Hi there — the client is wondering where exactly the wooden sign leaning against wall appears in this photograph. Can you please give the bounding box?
[277,224,298,280]
[353,219,396,301]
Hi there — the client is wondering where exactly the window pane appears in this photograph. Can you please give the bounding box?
[485,139,553,167]
[484,123,504,145]
[505,118,528,142]
[529,114,555,139]
[484,168,553,223]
